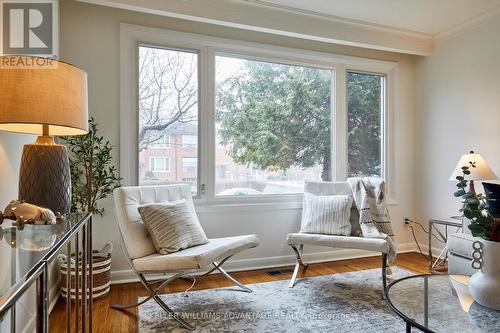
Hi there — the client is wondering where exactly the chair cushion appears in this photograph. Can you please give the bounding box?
[300,193,352,236]
[113,184,197,259]
[303,181,361,236]
[138,200,209,254]
[287,233,388,253]
[448,233,477,259]
[132,235,259,272]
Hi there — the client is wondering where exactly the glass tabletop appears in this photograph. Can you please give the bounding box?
[386,274,500,333]
[0,213,90,301]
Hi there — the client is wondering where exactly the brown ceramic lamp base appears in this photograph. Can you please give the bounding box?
[18,134,71,214]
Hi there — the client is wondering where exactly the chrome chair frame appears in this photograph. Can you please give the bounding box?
[111,238,251,331]
[288,244,388,291]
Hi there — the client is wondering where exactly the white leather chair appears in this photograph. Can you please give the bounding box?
[287,181,389,289]
[112,184,259,331]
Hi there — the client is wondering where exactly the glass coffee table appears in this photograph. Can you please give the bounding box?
[385,274,500,332]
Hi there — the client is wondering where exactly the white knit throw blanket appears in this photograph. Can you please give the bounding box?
[347,177,397,266]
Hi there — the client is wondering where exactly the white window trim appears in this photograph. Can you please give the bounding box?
[120,23,399,210]
[150,156,170,172]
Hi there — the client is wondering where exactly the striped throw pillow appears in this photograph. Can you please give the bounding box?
[138,200,209,254]
[300,193,353,236]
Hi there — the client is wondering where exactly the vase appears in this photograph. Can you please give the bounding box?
[469,239,500,310]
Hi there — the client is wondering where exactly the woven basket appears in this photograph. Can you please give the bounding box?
[59,243,112,300]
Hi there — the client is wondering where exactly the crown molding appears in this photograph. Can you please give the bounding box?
[77,0,433,56]
[433,5,500,41]
[242,0,434,39]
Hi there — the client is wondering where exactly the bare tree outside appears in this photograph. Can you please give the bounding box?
[137,46,199,191]
[138,46,198,151]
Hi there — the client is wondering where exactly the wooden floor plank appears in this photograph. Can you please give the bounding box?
[49,252,430,332]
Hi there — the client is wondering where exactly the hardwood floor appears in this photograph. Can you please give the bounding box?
[49,252,430,332]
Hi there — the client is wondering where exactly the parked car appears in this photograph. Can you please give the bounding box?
[217,188,263,196]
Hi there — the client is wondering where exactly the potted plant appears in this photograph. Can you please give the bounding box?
[59,117,121,300]
[454,165,500,310]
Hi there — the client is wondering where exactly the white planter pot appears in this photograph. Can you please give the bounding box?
[469,239,500,310]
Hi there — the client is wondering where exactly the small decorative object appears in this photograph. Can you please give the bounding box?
[0,200,64,230]
[470,240,500,310]
[452,151,500,310]
[61,118,121,216]
[0,56,88,214]
[59,243,113,300]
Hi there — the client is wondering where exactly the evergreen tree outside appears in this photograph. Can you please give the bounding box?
[216,57,383,183]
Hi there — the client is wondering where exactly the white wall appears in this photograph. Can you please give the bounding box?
[59,0,417,282]
[0,133,37,332]
[416,16,500,243]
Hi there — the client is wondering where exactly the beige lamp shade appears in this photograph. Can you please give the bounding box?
[449,152,497,181]
[0,56,88,136]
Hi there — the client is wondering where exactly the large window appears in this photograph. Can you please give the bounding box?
[123,26,396,203]
[137,45,199,191]
[347,71,385,177]
[215,55,332,196]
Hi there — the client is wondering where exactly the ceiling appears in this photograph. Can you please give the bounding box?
[80,0,500,55]
[248,0,500,36]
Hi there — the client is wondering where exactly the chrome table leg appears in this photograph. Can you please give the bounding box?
[66,241,71,333]
[88,216,93,333]
[75,232,79,333]
[82,225,87,333]
[36,263,48,332]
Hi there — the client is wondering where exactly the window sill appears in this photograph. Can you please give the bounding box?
[194,196,399,213]
[194,200,302,213]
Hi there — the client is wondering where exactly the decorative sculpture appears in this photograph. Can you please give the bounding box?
[0,200,64,229]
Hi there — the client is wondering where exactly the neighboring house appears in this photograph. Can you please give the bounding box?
[139,122,199,187]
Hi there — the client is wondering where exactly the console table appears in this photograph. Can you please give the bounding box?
[0,213,93,332]
[428,218,462,272]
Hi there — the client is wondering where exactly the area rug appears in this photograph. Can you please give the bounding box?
[138,267,418,332]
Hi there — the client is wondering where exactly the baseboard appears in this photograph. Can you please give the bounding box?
[416,243,446,258]
[110,242,416,285]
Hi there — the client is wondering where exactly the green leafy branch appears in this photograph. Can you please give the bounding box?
[60,118,121,216]
[454,165,495,240]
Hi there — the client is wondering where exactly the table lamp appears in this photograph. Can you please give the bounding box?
[449,151,497,194]
[0,56,88,214]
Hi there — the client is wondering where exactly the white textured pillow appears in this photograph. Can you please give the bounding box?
[300,193,353,236]
[138,200,208,254]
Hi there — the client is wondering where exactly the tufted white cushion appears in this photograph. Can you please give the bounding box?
[287,233,388,253]
[113,184,197,259]
[132,235,259,272]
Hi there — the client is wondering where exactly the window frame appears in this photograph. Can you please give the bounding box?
[149,156,170,172]
[120,24,398,209]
